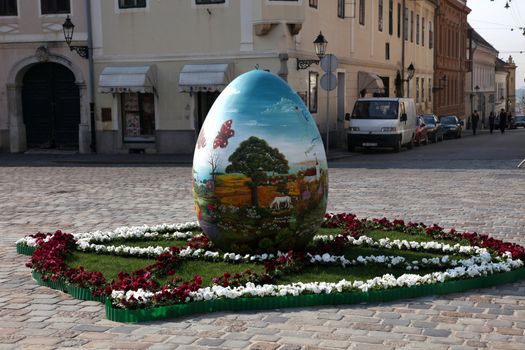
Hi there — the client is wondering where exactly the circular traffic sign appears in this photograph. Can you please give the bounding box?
[320,55,338,72]
[320,73,337,91]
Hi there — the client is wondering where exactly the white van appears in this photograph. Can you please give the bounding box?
[346,98,418,152]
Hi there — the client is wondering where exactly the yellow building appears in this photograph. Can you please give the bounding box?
[0,0,437,154]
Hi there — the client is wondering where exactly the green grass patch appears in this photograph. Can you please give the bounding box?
[64,227,468,288]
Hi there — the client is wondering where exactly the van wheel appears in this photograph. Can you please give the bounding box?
[406,136,414,150]
[394,138,402,153]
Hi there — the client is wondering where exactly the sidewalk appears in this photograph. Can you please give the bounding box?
[0,148,353,166]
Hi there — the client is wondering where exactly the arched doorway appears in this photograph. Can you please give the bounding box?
[22,62,80,149]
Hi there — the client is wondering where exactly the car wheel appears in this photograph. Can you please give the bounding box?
[394,138,402,153]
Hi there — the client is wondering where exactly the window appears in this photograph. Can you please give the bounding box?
[309,0,318,8]
[429,20,433,49]
[119,0,146,8]
[308,72,318,113]
[195,0,225,4]
[0,0,17,16]
[352,100,399,120]
[385,43,390,60]
[338,0,345,18]
[410,11,414,42]
[359,0,365,25]
[415,77,419,103]
[121,93,155,142]
[388,0,393,35]
[403,6,408,41]
[41,0,70,14]
[422,17,425,46]
[421,78,425,102]
[428,79,432,102]
[416,14,420,44]
[397,3,401,38]
[378,0,383,31]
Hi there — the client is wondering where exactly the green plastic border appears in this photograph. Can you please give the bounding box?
[16,243,35,256]
[104,267,525,323]
[32,271,105,302]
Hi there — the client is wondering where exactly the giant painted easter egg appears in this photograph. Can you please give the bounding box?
[192,70,328,254]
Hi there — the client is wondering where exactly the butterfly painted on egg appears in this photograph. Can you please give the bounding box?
[213,119,235,149]
[196,132,206,149]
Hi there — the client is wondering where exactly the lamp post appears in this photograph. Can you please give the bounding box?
[311,32,335,155]
[62,16,89,59]
[62,9,96,153]
[396,63,415,97]
[296,32,327,70]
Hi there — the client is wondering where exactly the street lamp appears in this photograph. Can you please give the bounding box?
[62,16,89,59]
[395,63,415,97]
[297,31,327,70]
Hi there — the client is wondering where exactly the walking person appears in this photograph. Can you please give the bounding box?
[471,110,480,136]
[499,109,507,134]
[488,111,495,134]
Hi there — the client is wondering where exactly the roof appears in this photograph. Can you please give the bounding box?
[469,25,498,53]
[495,58,508,71]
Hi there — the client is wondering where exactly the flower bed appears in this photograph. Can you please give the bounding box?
[16,213,525,323]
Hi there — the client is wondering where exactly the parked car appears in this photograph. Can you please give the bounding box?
[508,115,516,129]
[421,114,444,143]
[439,115,463,139]
[414,116,429,146]
[514,115,525,128]
[347,98,418,152]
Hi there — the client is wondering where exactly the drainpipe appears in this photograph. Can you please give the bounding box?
[432,0,439,114]
[86,0,96,152]
[401,0,406,97]
[469,29,477,127]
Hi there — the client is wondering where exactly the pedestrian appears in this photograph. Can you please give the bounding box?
[508,112,513,129]
[471,110,479,136]
[488,111,495,134]
[499,109,507,134]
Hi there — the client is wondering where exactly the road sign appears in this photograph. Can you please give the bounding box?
[320,73,337,91]
[320,55,338,72]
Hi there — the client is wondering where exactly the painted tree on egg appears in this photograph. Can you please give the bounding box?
[226,136,289,207]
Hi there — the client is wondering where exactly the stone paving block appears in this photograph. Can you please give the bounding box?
[222,339,251,348]
[318,339,352,349]
[72,324,111,332]
[349,343,394,350]
[279,336,321,347]
[252,334,281,343]
[196,338,225,346]
[422,328,451,337]
[276,345,302,350]
[249,342,280,350]
[166,335,198,345]
[109,342,153,349]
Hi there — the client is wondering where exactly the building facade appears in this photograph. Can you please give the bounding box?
[504,55,517,115]
[465,27,498,126]
[433,0,470,121]
[0,0,92,153]
[0,0,438,154]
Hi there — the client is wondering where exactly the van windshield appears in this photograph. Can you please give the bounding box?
[352,101,399,119]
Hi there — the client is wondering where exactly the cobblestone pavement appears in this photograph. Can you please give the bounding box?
[1,165,524,350]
